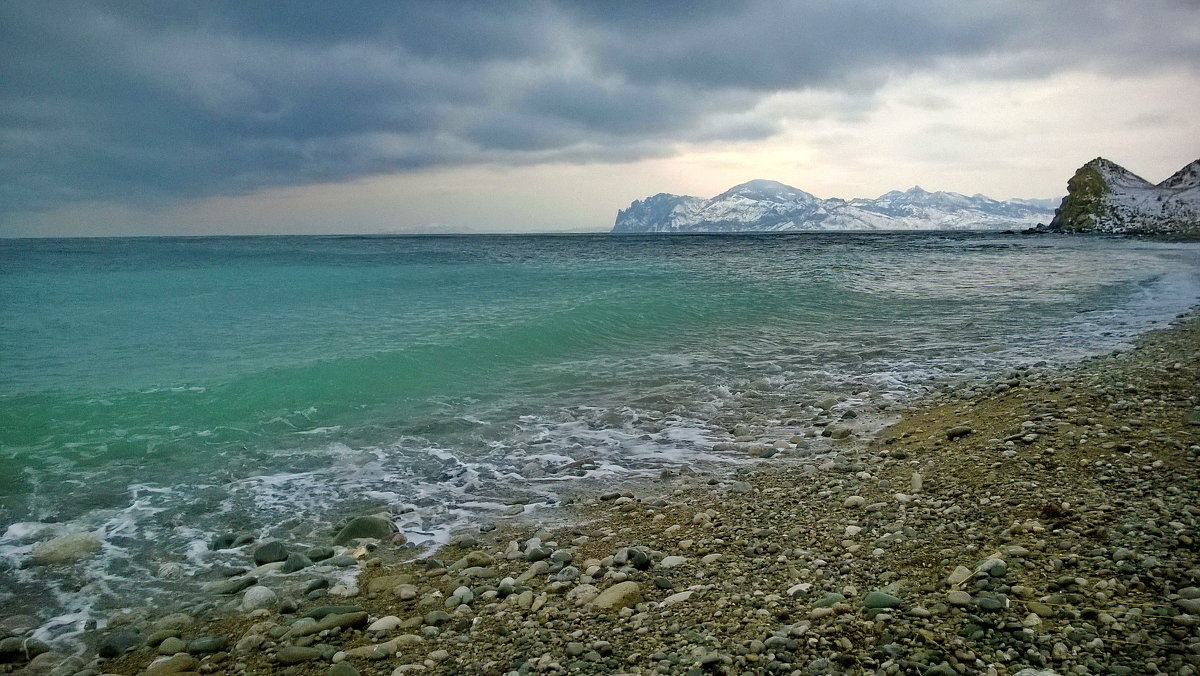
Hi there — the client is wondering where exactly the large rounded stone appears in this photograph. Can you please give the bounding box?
[332,516,396,545]
[31,533,102,565]
[276,646,322,664]
[98,630,142,658]
[252,541,289,565]
[157,637,187,655]
[0,636,48,661]
[329,663,361,676]
[863,591,902,609]
[187,636,228,654]
[281,552,313,573]
[589,581,641,610]
[145,653,198,676]
[240,585,277,612]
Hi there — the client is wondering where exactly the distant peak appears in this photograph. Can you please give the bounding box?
[716,179,815,202]
[1157,158,1200,189]
[877,185,940,201]
[1082,157,1133,176]
[1078,157,1153,187]
[1084,157,1118,170]
[730,179,798,193]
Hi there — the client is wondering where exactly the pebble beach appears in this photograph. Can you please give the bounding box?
[5,309,1199,676]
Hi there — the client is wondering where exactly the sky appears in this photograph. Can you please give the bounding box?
[2,1,1198,237]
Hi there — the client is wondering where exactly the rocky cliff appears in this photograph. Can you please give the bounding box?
[1046,158,1200,236]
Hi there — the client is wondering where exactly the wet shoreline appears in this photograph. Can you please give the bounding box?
[3,308,1189,674]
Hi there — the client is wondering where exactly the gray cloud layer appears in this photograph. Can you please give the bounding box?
[2,1,1197,213]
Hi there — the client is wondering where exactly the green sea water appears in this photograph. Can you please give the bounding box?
[1,232,1198,637]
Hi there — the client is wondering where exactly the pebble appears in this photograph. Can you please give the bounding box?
[276,646,323,664]
[252,541,288,565]
[945,425,973,440]
[589,581,641,610]
[144,653,198,676]
[286,612,369,638]
[240,585,277,612]
[156,637,187,655]
[946,591,973,606]
[98,631,141,658]
[281,552,314,573]
[862,591,901,609]
[329,663,361,676]
[661,591,693,607]
[368,616,403,632]
[946,565,973,586]
[307,546,336,561]
[187,636,228,654]
[979,558,1007,577]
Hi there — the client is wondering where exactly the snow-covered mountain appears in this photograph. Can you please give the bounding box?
[612,179,1055,233]
[1043,158,1200,236]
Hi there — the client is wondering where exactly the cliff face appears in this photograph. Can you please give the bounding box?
[1047,158,1200,236]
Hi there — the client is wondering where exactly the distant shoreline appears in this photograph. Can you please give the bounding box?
[1,228,1098,241]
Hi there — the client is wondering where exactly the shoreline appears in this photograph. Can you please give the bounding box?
[7,311,1200,675]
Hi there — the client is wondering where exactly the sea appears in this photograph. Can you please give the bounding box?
[1,232,1198,643]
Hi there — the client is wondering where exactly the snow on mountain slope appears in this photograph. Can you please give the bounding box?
[1045,158,1200,236]
[612,180,1055,233]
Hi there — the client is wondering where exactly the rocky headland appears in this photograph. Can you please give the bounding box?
[1039,158,1200,238]
[4,314,1199,676]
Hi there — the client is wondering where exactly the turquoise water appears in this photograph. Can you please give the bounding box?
[1,232,1199,636]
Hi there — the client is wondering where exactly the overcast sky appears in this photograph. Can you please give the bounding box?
[2,1,1198,237]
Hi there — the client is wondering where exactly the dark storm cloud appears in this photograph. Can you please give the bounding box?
[2,1,1197,214]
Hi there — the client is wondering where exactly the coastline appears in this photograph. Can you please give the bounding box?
[9,310,1200,675]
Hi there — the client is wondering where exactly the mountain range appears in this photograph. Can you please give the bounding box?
[612,180,1056,233]
[1042,158,1200,236]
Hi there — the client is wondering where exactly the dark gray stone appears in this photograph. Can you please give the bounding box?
[813,592,846,608]
[329,663,361,676]
[252,541,288,565]
[332,516,395,546]
[423,610,451,626]
[187,636,228,654]
[306,546,335,562]
[945,426,973,440]
[0,636,49,662]
[303,605,364,620]
[98,631,141,658]
[281,553,313,574]
[863,591,902,609]
[204,575,258,595]
[276,646,322,664]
